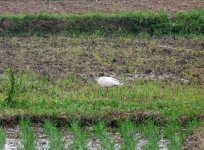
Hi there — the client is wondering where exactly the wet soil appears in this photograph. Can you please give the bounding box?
[0,0,203,15]
[4,125,168,150]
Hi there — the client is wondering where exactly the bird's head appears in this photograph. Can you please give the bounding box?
[89,72,95,79]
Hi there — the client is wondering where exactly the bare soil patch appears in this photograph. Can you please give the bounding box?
[184,124,204,150]
[0,0,203,15]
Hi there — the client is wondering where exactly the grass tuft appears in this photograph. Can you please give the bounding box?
[94,122,115,150]
[20,120,36,150]
[119,121,137,150]
[69,122,88,150]
[44,122,64,150]
[141,120,160,150]
[164,121,182,150]
[4,67,17,107]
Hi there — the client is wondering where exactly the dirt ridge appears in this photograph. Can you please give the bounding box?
[0,111,203,128]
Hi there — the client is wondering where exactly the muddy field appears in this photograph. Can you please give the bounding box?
[0,0,203,15]
[0,36,203,85]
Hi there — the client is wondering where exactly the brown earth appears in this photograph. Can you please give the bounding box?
[0,36,204,85]
[1,111,203,128]
[0,0,203,15]
[184,124,204,150]
[0,111,165,127]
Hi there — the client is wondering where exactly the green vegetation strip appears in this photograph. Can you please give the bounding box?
[0,9,203,36]
[0,71,203,125]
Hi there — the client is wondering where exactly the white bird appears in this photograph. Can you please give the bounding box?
[89,73,123,88]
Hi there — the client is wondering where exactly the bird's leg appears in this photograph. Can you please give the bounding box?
[105,87,109,98]
[101,88,104,97]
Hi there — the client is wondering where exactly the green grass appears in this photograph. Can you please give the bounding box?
[20,120,36,150]
[0,72,203,122]
[175,9,204,34]
[141,120,160,150]
[164,121,183,150]
[0,9,203,36]
[4,68,17,107]
[94,122,115,150]
[69,122,88,150]
[0,127,6,149]
[43,122,64,150]
[119,121,137,150]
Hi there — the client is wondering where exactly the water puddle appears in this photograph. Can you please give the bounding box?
[127,73,189,84]
[4,126,169,150]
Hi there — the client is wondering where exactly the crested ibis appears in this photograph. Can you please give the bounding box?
[89,73,123,87]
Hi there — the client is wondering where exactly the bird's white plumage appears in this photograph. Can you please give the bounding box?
[96,76,123,87]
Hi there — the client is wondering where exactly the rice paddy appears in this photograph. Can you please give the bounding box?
[0,8,203,150]
[3,120,200,149]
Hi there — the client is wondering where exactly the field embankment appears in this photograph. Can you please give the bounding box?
[0,9,204,36]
